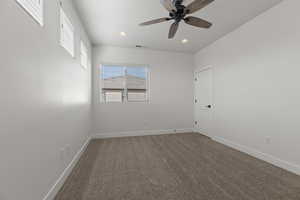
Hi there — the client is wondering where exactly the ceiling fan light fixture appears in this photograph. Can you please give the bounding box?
[182,38,189,44]
[120,32,127,37]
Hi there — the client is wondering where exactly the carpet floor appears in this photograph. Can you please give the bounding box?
[55,133,300,200]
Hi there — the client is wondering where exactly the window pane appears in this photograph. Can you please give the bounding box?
[126,67,147,90]
[127,90,147,102]
[104,91,123,103]
[100,65,148,103]
[102,66,125,89]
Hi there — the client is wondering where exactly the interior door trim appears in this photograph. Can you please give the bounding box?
[194,65,214,137]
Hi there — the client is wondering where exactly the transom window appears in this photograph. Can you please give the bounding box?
[100,65,149,103]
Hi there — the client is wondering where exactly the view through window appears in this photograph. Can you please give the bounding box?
[101,65,148,103]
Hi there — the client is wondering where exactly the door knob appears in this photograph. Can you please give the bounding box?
[206,105,212,108]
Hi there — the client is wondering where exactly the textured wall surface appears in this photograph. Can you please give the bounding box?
[195,0,300,175]
[93,46,195,134]
[0,0,92,199]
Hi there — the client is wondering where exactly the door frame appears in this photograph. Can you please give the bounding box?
[194,66,214,137]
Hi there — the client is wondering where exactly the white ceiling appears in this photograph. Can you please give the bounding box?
[74,0,282,53]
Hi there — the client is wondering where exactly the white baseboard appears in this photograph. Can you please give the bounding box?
[212,136,300,176]
[93,128,194,139]
[42,137,91,200]
[193,128,211,138]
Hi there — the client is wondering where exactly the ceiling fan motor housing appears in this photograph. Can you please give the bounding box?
[173,0,183,6]
[170,0,186,22]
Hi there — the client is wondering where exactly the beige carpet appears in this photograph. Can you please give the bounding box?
[55,133,300,200]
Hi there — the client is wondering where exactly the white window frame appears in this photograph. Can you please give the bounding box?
[16,0,44,26]
[99,64,150,104]
[60,6,75,57]
[80,40,88,69]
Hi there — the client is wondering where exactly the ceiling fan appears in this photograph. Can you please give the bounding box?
[139,0,214,39]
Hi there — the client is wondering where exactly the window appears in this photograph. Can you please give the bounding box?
[16,0,44,26]
[60,7,74,57]
[126,67,148,102]
[80,41,88,69]
[100,65,149,103]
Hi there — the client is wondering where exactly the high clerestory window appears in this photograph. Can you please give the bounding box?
[16,0,44,26]
[80,41,88,69]
[60,6,74,57]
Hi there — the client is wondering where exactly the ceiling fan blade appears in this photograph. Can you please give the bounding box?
[160,0,177,13]
[184,16,212,28]
[140,18,170,26]
[185,0,214,14]
[168,22,179,39]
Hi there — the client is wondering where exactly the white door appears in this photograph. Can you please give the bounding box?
[194,68,213,135]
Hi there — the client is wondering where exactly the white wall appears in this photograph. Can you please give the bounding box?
[0,0,92,200]
[194,0,300,174]
[92,46,194,135]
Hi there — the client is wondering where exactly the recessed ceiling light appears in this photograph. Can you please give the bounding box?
[120,32,127,37]
[182,39,189,44]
